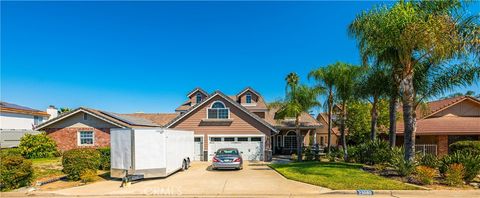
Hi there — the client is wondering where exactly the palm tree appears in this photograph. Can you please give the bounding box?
[270,72,322,162]
[334,63,363,161]
[356,65,389,141]
[349,0,479,161]
[58,107,71,114]
[308,63,340,154]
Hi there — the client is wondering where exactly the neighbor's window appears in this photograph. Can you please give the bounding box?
[83,113,88,120]
[79,131,94,145]
[237,137,249,142]
[246,93,252,103]
[33,116,43,125]
[207,101,229,119]
[196,93,202,103]
[210,137,222,142]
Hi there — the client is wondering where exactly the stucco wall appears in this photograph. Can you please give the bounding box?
[0,112,47,130]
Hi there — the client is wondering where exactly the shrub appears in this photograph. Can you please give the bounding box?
[444,163,465,186]
[440,151,480,182]
[418,153,439,168]
[327,147,343,162]
[62,149,100,181]
[80,169,98,183]
[0,155,34,191]
[303,147,314,161]
[97,147,111,170]
[415,166,437,185]
[291,153,298,161]
[0,148,22,157]
[18,133,58,159]
[449,141,480,155]
[389,147,417,176]
[352,140,392,165]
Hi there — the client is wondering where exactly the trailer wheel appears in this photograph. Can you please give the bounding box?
[181,160,187,171]
[186,158,190,169]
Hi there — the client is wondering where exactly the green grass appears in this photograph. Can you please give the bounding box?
[30,157,64,180]
[270,162,420,190]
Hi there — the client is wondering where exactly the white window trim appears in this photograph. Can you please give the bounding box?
[206,100,231,119]
[77,131,95,146]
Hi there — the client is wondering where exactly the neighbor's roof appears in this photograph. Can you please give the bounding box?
[317,113,340,135]
[397,116,480,135]
[123,113,180,126]
[35,107,160,130]
[421,95,480,119]
[0,101,50,117]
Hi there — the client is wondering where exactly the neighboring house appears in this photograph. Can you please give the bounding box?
[35,107,162,150]
[0,102,58,148]
[396,96,480,156]
[35,87,322,161]
[0,102,54,130]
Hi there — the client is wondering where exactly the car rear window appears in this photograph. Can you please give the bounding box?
[217,149,238,155]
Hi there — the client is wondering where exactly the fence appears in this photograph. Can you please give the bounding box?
[0,130,40,148]
[415,144,437,156]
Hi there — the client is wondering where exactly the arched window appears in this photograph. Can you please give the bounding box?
[246,93,252,103]
[284,131,297,151]
[196,93,202,103]
[208,101,229,119]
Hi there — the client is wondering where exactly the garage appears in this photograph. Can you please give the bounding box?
[208,135,264,161]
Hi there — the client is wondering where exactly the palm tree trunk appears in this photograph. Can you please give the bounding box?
[400,72,416,161]
[296,116,302,162]
[340,101,348,161]
[327,90,333,154]
[370,96,378,141]
[389,95,398,147]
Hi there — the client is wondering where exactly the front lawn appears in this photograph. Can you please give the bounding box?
[30,157,64,180]
[270,162,420,190]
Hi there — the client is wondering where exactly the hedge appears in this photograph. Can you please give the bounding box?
[62,149,100,181]
[0,155,34,191]
[449,141,480,155]
[97,147,110,170]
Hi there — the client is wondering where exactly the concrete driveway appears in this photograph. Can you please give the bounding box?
[49,161,330,196]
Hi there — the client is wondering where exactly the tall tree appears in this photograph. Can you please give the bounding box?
[270,73,322,161]
[308,63,340,154]
[356,65,389,141]
[349,0,479,161]
[334,63,363,161]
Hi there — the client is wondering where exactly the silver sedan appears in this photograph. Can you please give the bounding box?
[211,148,243,170]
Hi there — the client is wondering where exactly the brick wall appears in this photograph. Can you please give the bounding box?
[436,135,449,157]
[45,128,110,151]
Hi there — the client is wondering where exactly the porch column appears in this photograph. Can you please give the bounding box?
[436,135,448,156]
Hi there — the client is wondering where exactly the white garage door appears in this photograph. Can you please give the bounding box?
[208,136,263,161]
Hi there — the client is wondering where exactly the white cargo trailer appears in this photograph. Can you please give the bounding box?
[110,128,194,179]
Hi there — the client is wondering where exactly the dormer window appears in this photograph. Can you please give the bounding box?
[246,93,252,103]
[207,101,229,119]
[196,93,202,103]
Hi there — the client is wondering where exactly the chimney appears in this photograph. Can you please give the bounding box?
[47,105,58,120]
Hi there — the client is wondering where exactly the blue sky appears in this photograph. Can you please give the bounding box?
[2,1,479,113]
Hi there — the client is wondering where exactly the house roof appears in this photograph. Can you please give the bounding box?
[422,96,480,119]
[186,87,209,97]
[123,113,179,126]
[0,101,50,117]
[166,91,279,132]
[317,113,340,135]
[236,87,262,97]
[35,107,160,130]
[265,107,322,129]
[397,116,480,135]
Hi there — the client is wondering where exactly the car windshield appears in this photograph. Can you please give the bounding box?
[217,149,238,155]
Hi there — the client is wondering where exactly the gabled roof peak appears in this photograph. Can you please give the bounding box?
[236,87,261,97]
[186,87,209,97]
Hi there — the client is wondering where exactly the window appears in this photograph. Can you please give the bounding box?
[210,137,221,142]
[246,93,252,103]
[251,137,262,142]
[224,137,235,142]
[83,113,88,120]
[237,137,248,142]
[320,136,325,146]
[194,137,202,142]
[207,101,229,119]
[277,135,282,147]
[33,116,43,125]
[284,131,297,150]
[79,131,94,145]
[196,93,202,103]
